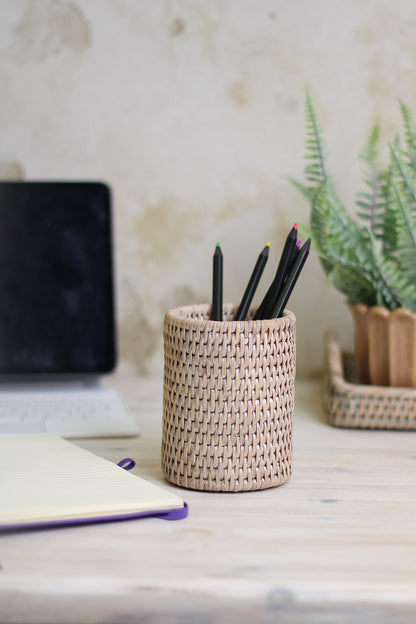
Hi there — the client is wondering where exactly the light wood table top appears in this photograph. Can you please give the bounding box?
[1,376,416,624]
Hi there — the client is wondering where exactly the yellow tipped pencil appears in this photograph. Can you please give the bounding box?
[234,242,270,321]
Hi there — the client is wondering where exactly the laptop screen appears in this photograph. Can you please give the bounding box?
[0,181,116,375]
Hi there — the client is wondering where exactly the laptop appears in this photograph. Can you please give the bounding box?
[0,181,139,437]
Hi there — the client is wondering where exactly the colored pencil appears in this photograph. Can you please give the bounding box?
[234,243,270,321]
[210,242,223,321]
[254,223,298,320]
[272,238,311,318]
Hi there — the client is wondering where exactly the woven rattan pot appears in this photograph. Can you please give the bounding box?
[161,303,296,492]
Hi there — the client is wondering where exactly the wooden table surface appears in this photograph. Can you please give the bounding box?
[1,376,416,624]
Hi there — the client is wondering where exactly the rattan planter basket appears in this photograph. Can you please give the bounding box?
[324,331,416,430]
[161,303,296,492]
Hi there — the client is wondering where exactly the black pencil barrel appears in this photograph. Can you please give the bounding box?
[254,225,298,320]
[273,239,311,318]
[234,244,269,321]
[210,243,223,321]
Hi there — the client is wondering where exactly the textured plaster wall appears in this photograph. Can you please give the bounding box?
[1,0,415,377]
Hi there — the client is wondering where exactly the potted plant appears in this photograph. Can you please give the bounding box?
[292,94,416,387]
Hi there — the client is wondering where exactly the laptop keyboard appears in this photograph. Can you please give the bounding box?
[0,388,140,438]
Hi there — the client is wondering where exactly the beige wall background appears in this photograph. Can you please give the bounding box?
[1,0,415,377]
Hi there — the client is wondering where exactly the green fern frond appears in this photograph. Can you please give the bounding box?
[390,174,416,248]
[399,99,416,169]
[377,135,401,257]
[304,92,329,185]
[390,144,416,209]
[293,95,416,311]
[365,232,403,309]
[378,166,395,252]
[310,185,379,301]
[355,123,384,237]
[326,264,376,305]
[310,185,406,308]
[311,182,361,256]
[389,146,416,279]
[359,122,380,163]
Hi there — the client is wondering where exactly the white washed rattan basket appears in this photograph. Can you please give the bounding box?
[161,303,296,492]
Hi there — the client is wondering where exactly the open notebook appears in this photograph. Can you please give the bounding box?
[0,435,187,529]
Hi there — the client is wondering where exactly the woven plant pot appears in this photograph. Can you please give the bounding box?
[161,303,296,492]
[349,303,416,387]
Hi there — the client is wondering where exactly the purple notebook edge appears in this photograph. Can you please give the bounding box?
[0,502,188,531]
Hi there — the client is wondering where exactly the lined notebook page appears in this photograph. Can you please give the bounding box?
[0,434,184,525]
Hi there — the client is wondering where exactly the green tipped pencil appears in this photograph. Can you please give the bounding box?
[210,242,223,321]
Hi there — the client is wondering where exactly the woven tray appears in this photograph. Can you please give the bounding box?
[324,331,416,430]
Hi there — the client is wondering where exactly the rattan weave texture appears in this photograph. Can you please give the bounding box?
[161,304,296,492]
[324,331,416,430]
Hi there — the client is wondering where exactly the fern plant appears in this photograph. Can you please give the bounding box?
[292,94,416,311]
